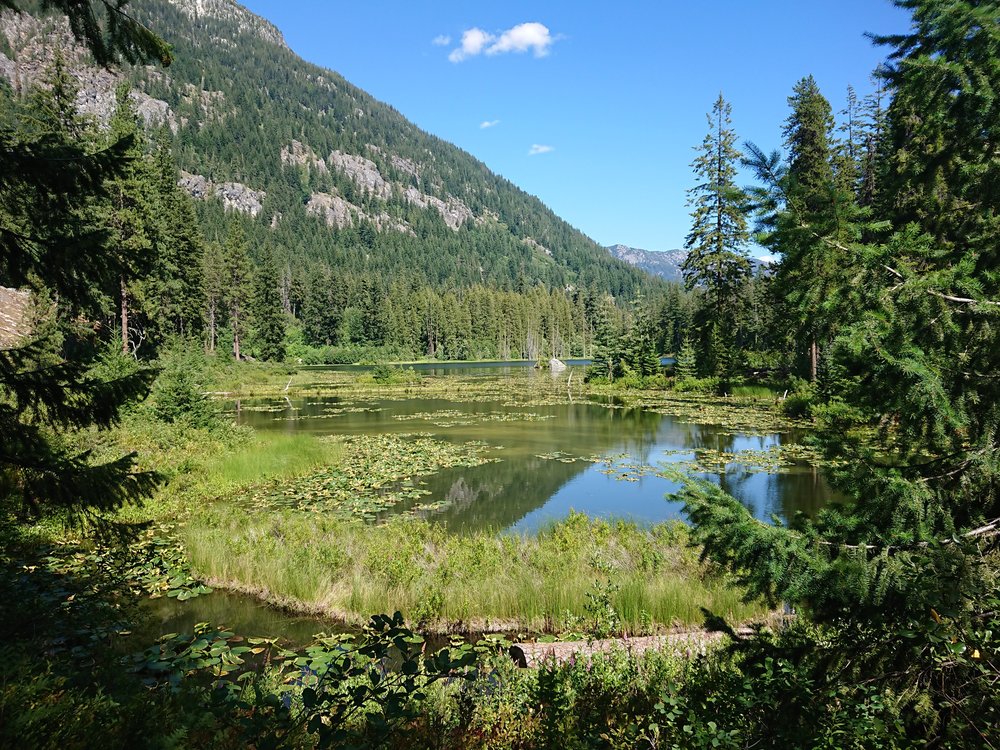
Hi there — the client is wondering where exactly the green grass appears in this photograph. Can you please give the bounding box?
[198,433,342,487]
[184,509,765,634]
[729,384,782,399]
[98,415,342,525]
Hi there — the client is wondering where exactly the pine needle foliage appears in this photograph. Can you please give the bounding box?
[1,1,167,529]
[0,0,171,66]
[682,2,1000,745]
[682,94,752,326]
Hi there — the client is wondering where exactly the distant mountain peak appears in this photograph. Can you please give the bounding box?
[606,244,686,282]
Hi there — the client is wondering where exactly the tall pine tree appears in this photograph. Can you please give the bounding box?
[682,3,1000,744]
[251,248,286,361]
[0,1,167,528]
[221,222,252,361]
[682,94,751,377]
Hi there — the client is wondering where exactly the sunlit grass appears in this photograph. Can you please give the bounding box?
[199,433,342,488]
[185,510,765,634]
[105,418,342,525]
[729,384,781,399]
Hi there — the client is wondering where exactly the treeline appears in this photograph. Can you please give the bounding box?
[287,275,699,364]
[667,68,895,387]
[118,0,655,300]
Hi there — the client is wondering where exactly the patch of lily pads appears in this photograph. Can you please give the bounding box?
[247,433,501,518]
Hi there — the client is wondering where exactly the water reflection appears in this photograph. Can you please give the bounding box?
[236,380,842,533]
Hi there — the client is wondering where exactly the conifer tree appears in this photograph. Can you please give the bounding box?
[682,94,752,379]
[674,337,698,380]
[0,0,171,67]
[587,296,624,381]
[99,83,158,356]
[1,1,167,527]
[144,129,203,342]
[251,248,286,361]
[221,222,252,360]
[682,3,1000,743]
[623,299,660,377]
[201,241,225,354]
[749,76,857,381]
[682,94,751,329]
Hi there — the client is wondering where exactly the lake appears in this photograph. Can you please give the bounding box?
[146,365,838,641]
[233,366,838,533]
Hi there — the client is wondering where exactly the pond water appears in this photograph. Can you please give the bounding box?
[233,369,839,533]
[149,366,839,641]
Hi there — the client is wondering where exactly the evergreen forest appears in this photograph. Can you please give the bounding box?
[0,0,998,748]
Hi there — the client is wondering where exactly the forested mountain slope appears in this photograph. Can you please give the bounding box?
[0,0,656,298]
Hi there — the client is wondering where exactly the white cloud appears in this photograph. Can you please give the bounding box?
[448,22,558,62]
[432,34,451,46]
[487,22,554,58]
[480,119,501,129]
[449,28,494,62]
[528,144,554,155]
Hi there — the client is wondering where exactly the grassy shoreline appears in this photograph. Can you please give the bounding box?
[184,510,766,635]
[93,364,792,637]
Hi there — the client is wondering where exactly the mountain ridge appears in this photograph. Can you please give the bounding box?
[606,244,687,282]
[0,0,657,297]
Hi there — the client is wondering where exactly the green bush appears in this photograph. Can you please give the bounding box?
[150,343,219,427]
[674,376,719,393]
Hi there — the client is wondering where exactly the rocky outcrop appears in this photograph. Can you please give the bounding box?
[0,286,32,346]
[305,191,355,229]
[280,140,328,174]
[323,147,474,231]
[523,237,552,257]
[0,10,177,131]
[165,0,288,48]
[178,172,265,216]
[367,144,420,179]
[306,191,412,235]
[403,187,473,231]
[328,150,392,199]
[389,153,420,179]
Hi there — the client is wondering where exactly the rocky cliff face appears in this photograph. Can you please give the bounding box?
[0,286,32,346]
[178,172,266,216]
[607,244,687,282]
[283,140,476,232]
[0,11,177,129]
[164,0,287,48]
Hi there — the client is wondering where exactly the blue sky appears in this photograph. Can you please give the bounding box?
[240,0,912,254]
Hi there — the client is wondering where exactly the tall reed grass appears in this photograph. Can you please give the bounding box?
[185,510,764,634]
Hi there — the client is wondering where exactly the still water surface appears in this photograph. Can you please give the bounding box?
[235,368,839,533]
[147,366,839,640]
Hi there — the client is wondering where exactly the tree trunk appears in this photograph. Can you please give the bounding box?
[207,298,217,353]
[120,276,129,355]
[810,338,819,382]
[232,308,241,361]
